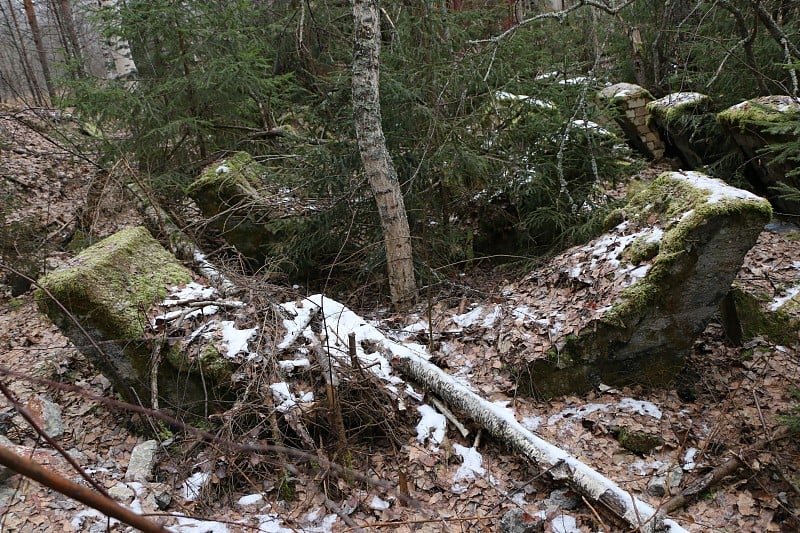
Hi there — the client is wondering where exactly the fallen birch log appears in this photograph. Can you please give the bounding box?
[396,353,687,533]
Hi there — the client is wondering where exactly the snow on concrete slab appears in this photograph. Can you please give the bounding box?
[674,171,762,204]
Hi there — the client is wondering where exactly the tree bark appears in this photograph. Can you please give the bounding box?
[352,0,417,310]
[98,0,138,86]
[55,0,85,78]
[396,352,688,533]
[23,0,56,102]
[2,0,43,104]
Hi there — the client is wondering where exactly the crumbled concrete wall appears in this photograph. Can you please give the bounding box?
[647,92,721,169]
[718,96,800,215]
[598,83,665,160]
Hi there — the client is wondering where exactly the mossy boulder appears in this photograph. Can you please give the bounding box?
[35,227,211,414]
[717,96,800,215]
[186,151,321,273]
[496,171,771,397]
[647,92,724,168]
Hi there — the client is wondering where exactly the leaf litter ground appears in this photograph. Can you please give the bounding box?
[1,106,799,531]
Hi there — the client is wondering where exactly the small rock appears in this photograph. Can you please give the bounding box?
[125,440,159,482]
[107,483,135,503]
[544,488,581,511]
[154,491,172,511]
[22,396,64,439]
[646,466,683,497]
[499,508,544,533]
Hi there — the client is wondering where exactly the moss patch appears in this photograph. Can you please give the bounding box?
[717,96,800,134]
[36,226,192,340]
[647,92,711,127]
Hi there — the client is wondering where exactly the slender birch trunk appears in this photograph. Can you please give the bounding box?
[98,0,138,86]
[352,0,417,309]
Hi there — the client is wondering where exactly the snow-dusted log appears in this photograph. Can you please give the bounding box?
[278,295,686,532]
[396,353,687,533]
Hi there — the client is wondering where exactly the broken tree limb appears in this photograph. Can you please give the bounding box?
[664,425,792,513]
[396,352,687,533]
[0,444,169,532]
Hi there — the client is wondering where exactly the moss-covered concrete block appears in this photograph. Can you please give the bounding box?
[35,227,210,413]
[502,171,771,397]
[647,92,723,168]
[717,96,800,215]
[186,151,318,273]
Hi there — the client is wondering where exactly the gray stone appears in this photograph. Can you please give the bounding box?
[544,488,581,511]
[125,439,159,482]
[647,466,683,497]
[499,508,544,533]
[107,482,135,503]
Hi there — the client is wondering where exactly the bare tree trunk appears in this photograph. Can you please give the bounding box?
[23,0,56,102]
[3,0,44,104]
[352,0,417,310]
[54,0,85,78]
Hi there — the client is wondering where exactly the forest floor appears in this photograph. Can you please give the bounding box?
[1,105,800,532]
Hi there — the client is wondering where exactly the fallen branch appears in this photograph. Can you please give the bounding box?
[664,425,792,513]
[0,444,169,532]
[396,352,687,533]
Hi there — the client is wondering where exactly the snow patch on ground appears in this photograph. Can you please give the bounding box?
[171,517,229,532]
[551,513,581,533]
[181,471,210,502]
[416,404,447,446]
[771,286,800,310]
[452,306,484,328]
[221,320,256,359]
[163,281,216,305]
[237,493,264,506]
[452,444,485,494]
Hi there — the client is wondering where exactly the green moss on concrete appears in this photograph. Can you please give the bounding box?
[728,287,797,345]
[604,172,771,328]
[717,96,800,133]
[626,234,661,264]
[598,83,654,106]
[647,92,711,126]
[186,151,265,198]
[35,226,192,340]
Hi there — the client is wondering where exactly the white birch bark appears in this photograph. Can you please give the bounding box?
[396,352,688,533]
[352,0,417,309]
[98,0,137,86]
